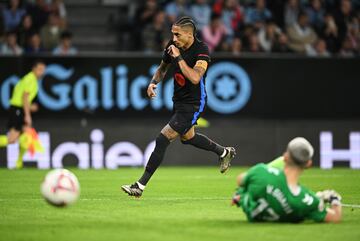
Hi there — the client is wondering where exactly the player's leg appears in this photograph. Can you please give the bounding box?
[181,127,236,173]
[0,128,23,168]
[16,126,33,169]
[0,128,20,147]
[122,124,178,197]
[3,107,27,168]
[181,126,225,156]
[138,124,178,185]
[0,134,9,147]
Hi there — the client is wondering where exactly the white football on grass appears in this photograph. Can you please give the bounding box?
[41,169,80,207]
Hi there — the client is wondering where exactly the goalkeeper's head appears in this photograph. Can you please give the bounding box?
[284,137,314,169]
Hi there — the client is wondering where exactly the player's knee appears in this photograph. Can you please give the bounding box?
[8,138,17,144]
[152,133,170,156]
[7,135,19,144]
[181,137,193,145]
[181,131,196,144]
[155,133,170,147]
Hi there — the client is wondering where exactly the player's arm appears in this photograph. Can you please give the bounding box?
[147,61,170,98]
[167,45,207,85]
[177,59,207,85]
[236,172,247,186]
[236,163,266,187]
[324,204,342,223]
[30,103,39,112]
[231,172,247,206]
[151,60,171,84]
[22,92,32,126]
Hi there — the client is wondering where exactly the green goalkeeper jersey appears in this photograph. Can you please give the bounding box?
[237,163,327,223]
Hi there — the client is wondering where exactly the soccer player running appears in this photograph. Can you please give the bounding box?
[0,61,46,169]
[122,17,236,197]
[232,137,342,223]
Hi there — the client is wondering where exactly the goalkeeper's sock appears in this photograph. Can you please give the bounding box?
[138,133,170,186]
[181,133,225,156]
[0,135,8,147]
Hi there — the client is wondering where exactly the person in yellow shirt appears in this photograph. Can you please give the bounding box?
[0,61,46,168]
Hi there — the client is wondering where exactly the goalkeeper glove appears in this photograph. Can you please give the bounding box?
[316,189,342,206]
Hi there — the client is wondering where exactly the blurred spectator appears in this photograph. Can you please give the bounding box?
[306,38,331,57]
[189,0,211,31]
[40,13,63,50]
[16,14,34,48]
[339,36,357,57]
[49,0,67,28]
[257,20,282,52]
[245,33,263,52]
[287,11,317,53]
[24,32,45,54]
[231,36,242,55]
[320,12,339,52]
[244,0,272,27]
[213,0,244,41]
[272,33,293,52]
[53,31,77,55]
[132,0,159,51]
[165,0,189,23]
[142,10,170,52]
[334,0,356,45]
[133,0,159,28]
[1,31,23,55]
[201,13,227,52]
[26,0,50,30]
[305,0,325,33]
[346,16,359,52]
[2,0,26,32]
[284,0,300,27]
[240,24,255,47]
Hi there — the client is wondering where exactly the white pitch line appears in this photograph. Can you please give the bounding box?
[342,203,360,208]
[0,197,229,201]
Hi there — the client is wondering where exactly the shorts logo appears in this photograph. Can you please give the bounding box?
[206,62,251,114]
[175,73,186,87]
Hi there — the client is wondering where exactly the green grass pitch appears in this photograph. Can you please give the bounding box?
[0,167,360,241]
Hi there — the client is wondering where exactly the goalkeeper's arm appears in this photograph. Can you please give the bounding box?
[324,203,342,223]
[236,172,247,186]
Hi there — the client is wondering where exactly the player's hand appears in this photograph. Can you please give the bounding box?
[316,189,342,205]
[147,83,157,99]
[30,103,39,112]
[231,194,241,206]
[24,114,32,127]
[167,45,180,58]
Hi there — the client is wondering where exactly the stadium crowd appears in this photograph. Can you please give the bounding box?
[0,0,359,56]
[0,0,76,55]
[130,0,359,56]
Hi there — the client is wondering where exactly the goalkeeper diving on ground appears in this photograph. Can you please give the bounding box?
[232,137,342,223]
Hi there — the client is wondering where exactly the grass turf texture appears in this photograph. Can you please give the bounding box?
[0,167,359,241]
